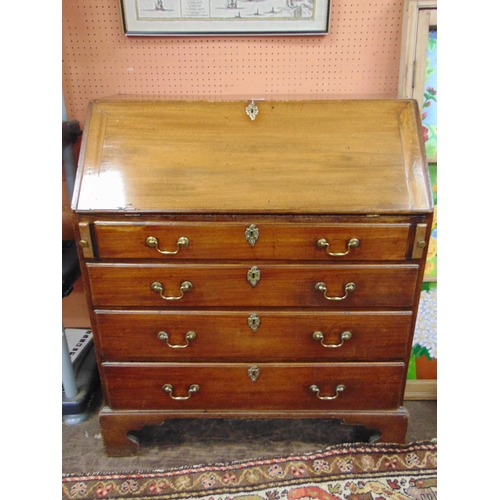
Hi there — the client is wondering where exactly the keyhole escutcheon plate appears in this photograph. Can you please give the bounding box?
[248,366,260,382]
[245,224,259,247]
[247,266,261,287]
[245,101,259,121]
[248,313,261,332]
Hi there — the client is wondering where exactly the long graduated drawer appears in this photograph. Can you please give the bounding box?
[86,263,420,308]
[92,221,413,261]
[101,362,406,411]
[94,310,414,362]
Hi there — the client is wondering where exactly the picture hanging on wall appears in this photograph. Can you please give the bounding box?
[119,0,330,35]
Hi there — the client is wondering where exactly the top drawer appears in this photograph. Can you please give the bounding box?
[92,222,411,261]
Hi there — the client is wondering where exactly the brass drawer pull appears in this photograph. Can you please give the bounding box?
[314,281,356,301]
[312,330,352,348]
[150,280,193,300]
[309,384,345,400]
[145,236,189,255]
[158,330,196,348]
[316,237,359,256]
[162,383,199,400]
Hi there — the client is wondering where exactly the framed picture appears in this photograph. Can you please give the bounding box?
[119,0,331,35]
[399,0,437,401]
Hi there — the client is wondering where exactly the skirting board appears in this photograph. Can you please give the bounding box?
[404,380,437,400]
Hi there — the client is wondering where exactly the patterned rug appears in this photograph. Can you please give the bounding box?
[62,440,437,499]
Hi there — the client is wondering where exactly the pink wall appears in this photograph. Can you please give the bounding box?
[63,0,404,124]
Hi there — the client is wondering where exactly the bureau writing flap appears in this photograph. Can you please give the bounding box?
[73,98,433,215]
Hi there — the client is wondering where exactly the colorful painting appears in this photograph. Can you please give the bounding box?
[407,282,437,380]
[408,164,437,380]
[424,162,437,279]
[422,28,437,160]
[408,25,438,383]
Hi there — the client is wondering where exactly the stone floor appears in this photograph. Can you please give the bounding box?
[62,388,437,474]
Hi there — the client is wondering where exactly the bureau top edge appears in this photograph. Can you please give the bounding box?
[72,208,434,217]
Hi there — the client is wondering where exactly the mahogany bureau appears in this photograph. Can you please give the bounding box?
[72,97,433,456]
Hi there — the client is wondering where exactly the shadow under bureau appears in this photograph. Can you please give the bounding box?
[72,97,433,456]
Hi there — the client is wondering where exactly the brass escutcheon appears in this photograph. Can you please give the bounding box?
[245,224,259,247]
[247,266,261,287]
[245,100,259,121]
[248,366,260,382]
[247,313,261,332]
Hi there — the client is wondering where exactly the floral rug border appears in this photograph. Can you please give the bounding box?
[63,439,437,499]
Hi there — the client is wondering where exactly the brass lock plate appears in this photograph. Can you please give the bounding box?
[248,366,260,382]
[245,224,259,247]
[247,266,261,287]
[245,101,259,121]
[247,313,261,332]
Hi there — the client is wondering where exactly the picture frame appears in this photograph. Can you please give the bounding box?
[119,0,331,36]
[398,0,437,402]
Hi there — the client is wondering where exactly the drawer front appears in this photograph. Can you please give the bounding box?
[95,310,413,362]
[93,222,411,261]
[87,263,419,308]
[101,362,405,411]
